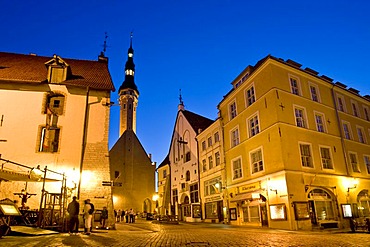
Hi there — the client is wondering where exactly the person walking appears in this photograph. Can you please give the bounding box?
[100,206,108,229]
[67,196,80,235]
[125,209,129,223]
[83,199,94,235]
[129,208,135,223]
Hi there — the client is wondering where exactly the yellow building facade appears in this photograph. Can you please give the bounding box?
[218,56,370,230]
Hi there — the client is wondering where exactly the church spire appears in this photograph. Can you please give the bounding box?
[118,32,138,94]
[178,89,185,111]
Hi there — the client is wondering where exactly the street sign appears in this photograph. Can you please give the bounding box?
[102,181,112,186]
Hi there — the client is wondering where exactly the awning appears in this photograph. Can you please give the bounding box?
[0,169,61,182]
[230,192,261,202]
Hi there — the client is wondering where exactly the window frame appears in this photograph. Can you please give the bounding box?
[364,155,370,174]
[215,151,220,166]
[336,94,347,112]
[294,105,308,129]
[309,82,321,102]
[349,152,360,173]
[231,156,243,180]
[214,132,220,143]
[351,100,360,118]
[319,146,334,170]
[363,106,370,121]
[207,136,212,147]
[245,84,256,107]
[229,100,237,120]
[248,112,260,138]
[289,75,301,96]
[250,147,264,174]
[356,125,367,144]
[342,121,353,140]
[230,126,240,148]
[314,111,326,133]
[299,142,314,168]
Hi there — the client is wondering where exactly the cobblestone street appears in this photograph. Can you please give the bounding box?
[1,219,370,247]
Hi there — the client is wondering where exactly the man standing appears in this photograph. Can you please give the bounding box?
[83,199,94,235]
[67,196,80,235]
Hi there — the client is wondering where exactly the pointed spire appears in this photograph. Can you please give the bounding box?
[178,89,185,111]
[118,32,138,94]
[98,32,109,63]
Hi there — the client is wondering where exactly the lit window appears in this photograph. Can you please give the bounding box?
[208,156,213,170]
[290,77,300,95]
[320,147,333,169]
[300,144,313,168]
[251,148,263,174]
[215,152,220,166]
[246,86,256,107]
[214,132,220,142]
[39,126,60,153]
[349,152,360,172]
[232,158,242,179]
[204,177,222,196]
[229,101,237,119]
[202,141,206,151]
[248,114,260,137]
[231,128,240,147]
[315,113,326,133]
[208,137,212,147]
[295,107,307,128]
[364,156,370,174]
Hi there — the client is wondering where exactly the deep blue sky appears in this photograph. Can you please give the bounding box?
[2,1,370,165]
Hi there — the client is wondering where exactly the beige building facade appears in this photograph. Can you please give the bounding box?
[0,52,116,227]
[218,56,370,230]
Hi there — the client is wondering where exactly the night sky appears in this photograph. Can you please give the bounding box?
[2,0,370,165]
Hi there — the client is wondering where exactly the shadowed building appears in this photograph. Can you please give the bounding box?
[109,35,155,214]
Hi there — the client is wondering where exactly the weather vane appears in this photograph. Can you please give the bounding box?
[102,32,109,55]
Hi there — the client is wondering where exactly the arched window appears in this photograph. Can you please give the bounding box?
[186,170,190,181]
[357,190,370,217]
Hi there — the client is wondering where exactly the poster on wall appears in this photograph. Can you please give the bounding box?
[269,204,286,220]
[341,204,353,218]
[293,202,310,220]
[229,208,237,220]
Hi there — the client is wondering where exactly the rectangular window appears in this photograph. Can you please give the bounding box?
[315,113,325,133]
[246,86,256,106]
[357,126,367,144]
[309,83,320,102]
[214,132,220,142]
[208,137,212,147]
[342,122,352,140]
[204,177,222,196]
[232,158,242,179]
[352,101,360,117]
[172,189,178,205]
[185,152,191,162]
[248,114,260,137]
[190,183,199,203]
[251,149,263,174]
[202,141,206,151]
[300,144,313,168]
[295,107,307,128]
[320,147,333,169]
[202,159,207,172]
[337,95,346,112]
[349,152,360,172]
[364,155,370,174]
[231,128,240,147]
[215,152,220,166]
[290,77,300,95]
[364,106,370,121]
[229,101,237,119]
[208,156,213,170]
[163,170,167,179]
[39,126,60,152]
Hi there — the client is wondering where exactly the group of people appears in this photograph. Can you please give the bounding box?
[67,197,96,235]
[114,208,136,223]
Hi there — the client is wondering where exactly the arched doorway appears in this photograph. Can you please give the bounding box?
[143,198,152,214]
[307,188,337,226]
[180,195,190,221]
[357,189,370,217]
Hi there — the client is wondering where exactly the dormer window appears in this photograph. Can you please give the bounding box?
[45,55,71,83]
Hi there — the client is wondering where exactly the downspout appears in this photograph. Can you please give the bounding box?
[330,85,350,176]
[77,86,90,200]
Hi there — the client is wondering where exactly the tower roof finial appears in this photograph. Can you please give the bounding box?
[178,89,185,111]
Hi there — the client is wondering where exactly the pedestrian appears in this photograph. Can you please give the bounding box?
[129,208,135,223]
[125,209,129,223]
[121,210,125,222]
[117,209,121,222]
[83,199,94,235]
[67,196,80,235]
[100,206,108,229]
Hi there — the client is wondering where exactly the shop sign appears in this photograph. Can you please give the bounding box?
[205,195,222,203]
[238,182,260,193]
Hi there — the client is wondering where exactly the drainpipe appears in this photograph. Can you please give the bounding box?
[77,86,90,200]
[330,85,350,176]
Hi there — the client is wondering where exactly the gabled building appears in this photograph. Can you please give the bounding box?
[218,55,370,230]
[109,35,155,214]
[168,100,213,222]
[156,154,170,215]
[0,51,115,226]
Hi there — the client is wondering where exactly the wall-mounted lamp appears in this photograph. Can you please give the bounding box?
[270,188,278,195]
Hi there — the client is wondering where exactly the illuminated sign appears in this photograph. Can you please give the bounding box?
[341,204,353,218]
[238,182,261,193]
[0,204,21,216]
[269,204,286,221]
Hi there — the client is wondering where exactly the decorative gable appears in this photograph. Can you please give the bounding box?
[44,55,71,83]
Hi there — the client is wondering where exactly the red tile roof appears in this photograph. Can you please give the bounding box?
[182,110,214,133]
[0,52,115,91]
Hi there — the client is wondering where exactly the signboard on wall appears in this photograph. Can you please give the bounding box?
[238,182,261,193]
[269,204,287,221]
[293,202,310,220]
